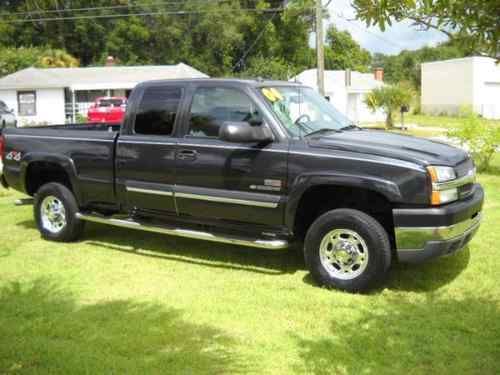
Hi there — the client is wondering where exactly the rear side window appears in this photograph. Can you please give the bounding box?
[134,86,182,136]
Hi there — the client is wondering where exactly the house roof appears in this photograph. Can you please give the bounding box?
[291,69,384,93]
[0,63,208,91]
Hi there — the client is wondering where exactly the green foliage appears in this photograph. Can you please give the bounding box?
[365,83,414,128]
[239,56,294,80]
[0,47,79,77]
[0,0,319,77]
[353,0,500,60]
[324,25,371,72]
[448,109,500,172]
[372,41,469,89]
[0,1,372,78]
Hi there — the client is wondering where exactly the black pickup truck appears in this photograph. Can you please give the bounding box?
[0,79,483,292]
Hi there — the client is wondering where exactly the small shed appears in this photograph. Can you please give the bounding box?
[0,63,208,126]
[421,56,500,119]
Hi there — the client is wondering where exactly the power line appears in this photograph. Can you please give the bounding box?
[0,0,238,17]
[1,7,290,24]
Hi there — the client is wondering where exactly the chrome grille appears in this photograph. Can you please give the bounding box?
[455,158,474,178]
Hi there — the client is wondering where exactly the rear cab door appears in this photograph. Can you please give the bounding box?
[115,82,187,215]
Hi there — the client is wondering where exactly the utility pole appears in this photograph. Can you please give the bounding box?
[315,0,325,96]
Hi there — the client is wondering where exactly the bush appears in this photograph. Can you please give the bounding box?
[447,110,500,172]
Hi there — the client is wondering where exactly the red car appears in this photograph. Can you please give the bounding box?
[87,97,127,124]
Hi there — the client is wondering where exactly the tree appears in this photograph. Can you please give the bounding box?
[353,0,500,60]
[324,25,371,72]
[365,84,414,128]
[0,47,79,77]
[372,41,470,89]
[240,56,293,80]
[0,0,316,77]
[39,49,79,68]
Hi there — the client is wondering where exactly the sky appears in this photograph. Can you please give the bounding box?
[326,0,449,55]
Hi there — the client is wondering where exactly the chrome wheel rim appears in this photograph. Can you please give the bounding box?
[319,229,369,280]
[40,196,67,234]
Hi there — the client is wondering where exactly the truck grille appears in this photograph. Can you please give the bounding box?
[455,158,474,178]
[455,158,475,199]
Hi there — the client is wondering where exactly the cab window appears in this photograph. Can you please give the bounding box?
[187,87,261,138]
[134,86,182,136]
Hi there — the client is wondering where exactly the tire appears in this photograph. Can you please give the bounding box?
[304,208,391,293]
[34,182,85,242]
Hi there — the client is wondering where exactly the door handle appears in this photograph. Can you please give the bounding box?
[177,149,198,161]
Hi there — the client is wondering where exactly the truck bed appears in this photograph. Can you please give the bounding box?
[2,123,120,206]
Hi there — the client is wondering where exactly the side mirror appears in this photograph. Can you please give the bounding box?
[219,121,273,143]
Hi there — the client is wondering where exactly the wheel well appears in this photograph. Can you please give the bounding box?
[294,185,395,246]
[25,162,73,196]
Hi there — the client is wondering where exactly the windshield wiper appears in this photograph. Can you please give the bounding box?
[304,128,341,137]
[339,124,361,131]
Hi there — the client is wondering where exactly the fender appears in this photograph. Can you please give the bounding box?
[285,172,402,232]
[20,152,83,204]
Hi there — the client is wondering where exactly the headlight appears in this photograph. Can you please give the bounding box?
[427,166,456,182]
[427,166,458,205]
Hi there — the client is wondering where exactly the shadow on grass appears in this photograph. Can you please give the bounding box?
[294,292,500,374]
[16,219,468,290]
[302,248,470,293]
[386,247,470,292]
[15,219,304,275]
[0,278,248,374]
[86,223,304,276]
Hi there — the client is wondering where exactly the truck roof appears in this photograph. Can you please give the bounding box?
[136,77,306,88]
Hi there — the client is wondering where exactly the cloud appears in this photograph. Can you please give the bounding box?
[326,0,448,55]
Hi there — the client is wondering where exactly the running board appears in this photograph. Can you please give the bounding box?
[75,213,289,250]
[15,198,34,206]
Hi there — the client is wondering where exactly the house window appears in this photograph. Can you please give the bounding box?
[18,91,36,116]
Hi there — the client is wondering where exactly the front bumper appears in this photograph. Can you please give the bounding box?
[394,184,484,263]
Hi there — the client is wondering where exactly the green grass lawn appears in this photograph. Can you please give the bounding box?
[404,114,500,130]
[1,172,500,374]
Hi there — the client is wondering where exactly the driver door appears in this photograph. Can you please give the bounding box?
[175,85,289,226]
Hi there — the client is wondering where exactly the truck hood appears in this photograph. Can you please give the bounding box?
[308,129,468,166]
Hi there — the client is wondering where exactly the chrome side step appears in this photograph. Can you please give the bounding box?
[15,198,34,206]
[75,213,289,250]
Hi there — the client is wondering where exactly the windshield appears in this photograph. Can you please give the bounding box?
[260,86,354,137]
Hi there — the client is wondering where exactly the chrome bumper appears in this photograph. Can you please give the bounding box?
[395,213,482,263]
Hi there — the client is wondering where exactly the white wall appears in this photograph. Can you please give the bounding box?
[421,57,500,119]
[472,57,500,119]
[421,58,474,116]
[0,88,66,126]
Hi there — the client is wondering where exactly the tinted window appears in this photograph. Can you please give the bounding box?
[188,87,260,138]
[135,86,182,136]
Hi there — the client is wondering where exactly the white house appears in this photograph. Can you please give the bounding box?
[421,56,500,119]
[0,63,208,126]
[291,68,386,123]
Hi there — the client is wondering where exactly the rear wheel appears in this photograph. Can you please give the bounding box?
[304,208,391,293]
[34,183,85,242]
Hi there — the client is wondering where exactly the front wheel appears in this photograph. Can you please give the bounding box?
[34,183,85,242]
[304,208,392,293]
